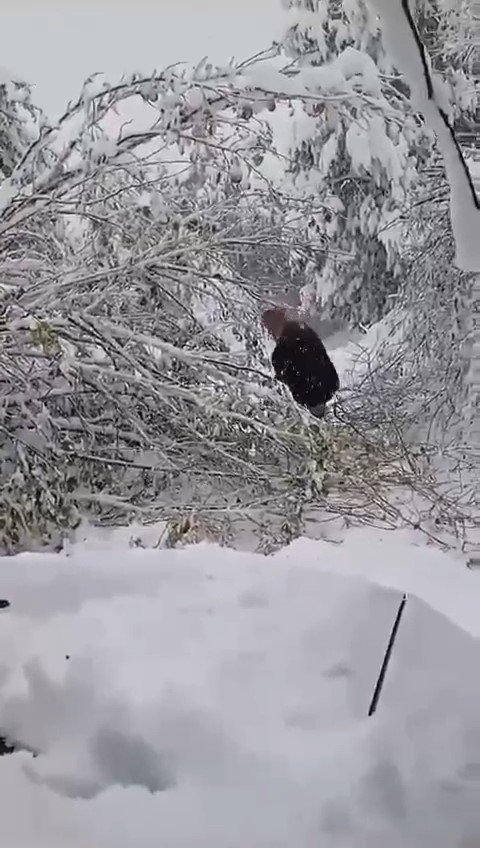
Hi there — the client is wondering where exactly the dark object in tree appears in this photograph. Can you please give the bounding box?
[262,308,339,417]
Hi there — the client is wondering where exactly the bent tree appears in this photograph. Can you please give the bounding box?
[363,0,480,563]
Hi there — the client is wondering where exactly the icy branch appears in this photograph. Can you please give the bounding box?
[365,0,480,273]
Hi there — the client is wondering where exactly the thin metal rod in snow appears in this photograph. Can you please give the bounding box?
[368,593,407,717]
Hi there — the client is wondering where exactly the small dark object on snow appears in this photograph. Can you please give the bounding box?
[0,599,10,609]
[262,307,339,417]
[0,737,14,756]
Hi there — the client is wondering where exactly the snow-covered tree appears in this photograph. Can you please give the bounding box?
[269,0,476,325]
[0,66,39,180]
[0,63,337,551]
[357,0,480,559]
[5,32,473,552]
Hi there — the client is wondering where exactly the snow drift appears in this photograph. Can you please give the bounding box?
[0,529,479,846]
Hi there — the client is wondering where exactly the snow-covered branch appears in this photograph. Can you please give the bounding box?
[365,0,480,272]
[362,0,480,561]
[0,58,348,550]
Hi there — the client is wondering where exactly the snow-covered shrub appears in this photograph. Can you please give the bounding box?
[0,62,343,551]
[342,189,468,439]
[2,29,474,551]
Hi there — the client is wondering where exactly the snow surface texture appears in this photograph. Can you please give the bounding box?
[1,529,480,847]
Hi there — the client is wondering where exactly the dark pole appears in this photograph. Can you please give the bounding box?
[368,593,408,717]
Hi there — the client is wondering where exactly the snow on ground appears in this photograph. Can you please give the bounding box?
[1,527,480,846]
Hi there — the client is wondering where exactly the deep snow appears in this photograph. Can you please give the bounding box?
[1,527,480,847]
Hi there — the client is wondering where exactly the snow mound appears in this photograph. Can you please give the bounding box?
[0,530,479,846]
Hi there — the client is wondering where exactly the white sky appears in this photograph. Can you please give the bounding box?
[1,0,285,117]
